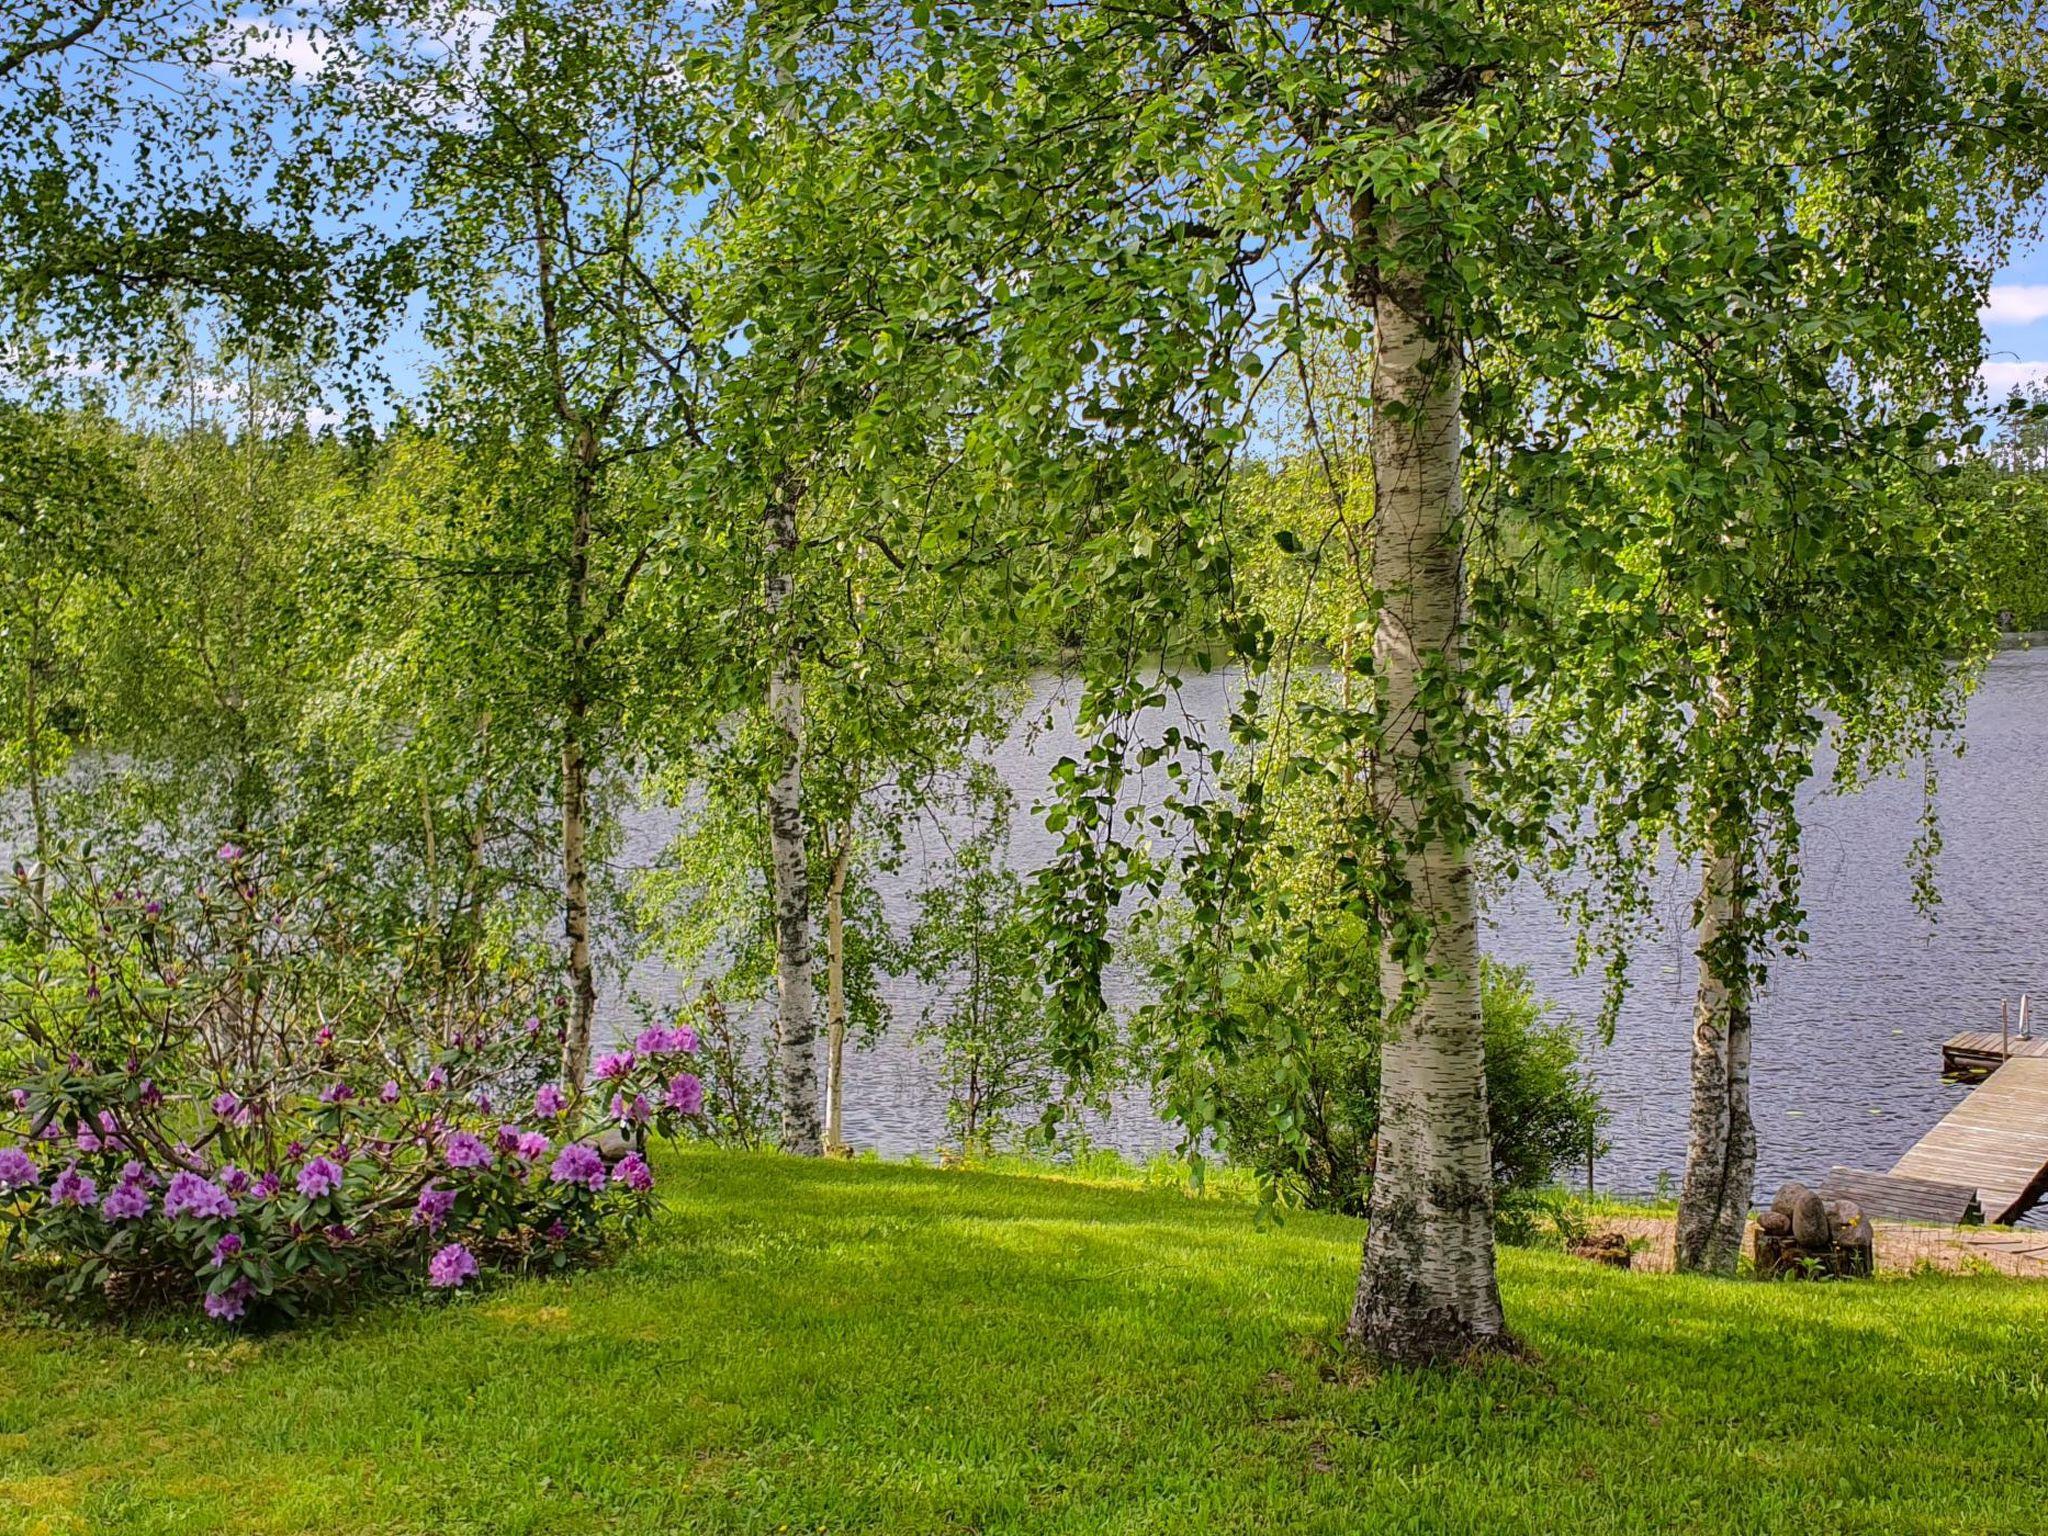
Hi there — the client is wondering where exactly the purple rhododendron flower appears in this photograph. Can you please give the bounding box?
[428,1242,479,1289]
[413,1183,457,1230]
[548,1143,607,1192]
[425,1066,448,1092]
[495,1124,523,1152]
[533,1084,567,1119]
[163,1171,237,1222]
[101,1179,151,1221]
[10,1087,29,1110]
[380,1080,401,1104]
[205,1277,253,1321]
[210,1090,242,1120]
[219,1164,251,1195]
[514,1131,550,1163]
[319,1080,354,1104]
[316,1025,334,1046]
[211,1232,243,1267]
[120,1159,159,1189]
[286,1140,306,1159]
[0,1146,38,1190]
[216,842,243,862]
[524,1015,542,1036]
[605,1092,651,1125]
[545,1219,569,1244]
[474,1090,494,1115]
[634,1024,699,1056]
[253,1172,281,1200]
[616,1152,654,1193]
[51,1164,97,1207]
[443,1132,493,1169]
[137,1079,163,1108]
[664,1074,705,1116]
[296,1156,344,1198]
[592,1051,635,1082]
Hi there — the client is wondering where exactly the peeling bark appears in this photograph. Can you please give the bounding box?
[1344,265,1506,1366]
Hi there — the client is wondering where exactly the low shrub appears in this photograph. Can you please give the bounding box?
[1148,950,1608,1222]
[0,849,703,1325]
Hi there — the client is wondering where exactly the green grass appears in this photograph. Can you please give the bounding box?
[3,1150,2045,1535]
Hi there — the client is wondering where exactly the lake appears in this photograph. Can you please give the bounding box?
[613,646,2048,1204]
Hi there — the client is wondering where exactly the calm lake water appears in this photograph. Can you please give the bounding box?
[613,646,2048,1204]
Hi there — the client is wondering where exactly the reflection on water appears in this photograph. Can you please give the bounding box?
[613,649,2048,1204]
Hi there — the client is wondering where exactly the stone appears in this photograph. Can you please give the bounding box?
[592,1129,635,1165]
[1776,1184,1831,1248]
[1832,1209,1876,1278]
[1757,1209,1792,1237]
[1768,1181,1809,1217]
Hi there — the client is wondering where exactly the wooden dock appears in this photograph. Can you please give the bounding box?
[1820,1166,1982,1225]
[1889,1056,2048,1225]
[1940,1030,2048,1080]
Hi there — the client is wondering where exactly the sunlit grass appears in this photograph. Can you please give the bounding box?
[2,1147,2043,1534]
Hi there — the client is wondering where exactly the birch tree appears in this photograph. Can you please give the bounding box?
[899,0,2048,1356]
[357,0,713,1091]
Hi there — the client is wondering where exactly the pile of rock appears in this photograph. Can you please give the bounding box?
[1754,1181,1875,1278]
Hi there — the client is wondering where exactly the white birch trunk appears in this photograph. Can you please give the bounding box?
[824,838,850,1154]
[1675,832,1756,1273]
[766,479,822,1155]
[1344,270,1506,1364]
[560,727,597,1093]
[559,446,598,1095]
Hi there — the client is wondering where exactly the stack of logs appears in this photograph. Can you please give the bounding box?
[1754,1181,1875,1278]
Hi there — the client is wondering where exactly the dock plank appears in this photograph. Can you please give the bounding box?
[1821,1167,1982,1225]
[1941,1031,2048,1079]
[1890,1057,2048,1224]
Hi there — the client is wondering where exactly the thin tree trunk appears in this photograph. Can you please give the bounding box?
[22,601,50,916]
[766,476,821,1155]
[1343,263,1506,1366]
[560,725,596,1091]
[559,448,598,1094]
[824,835,851,1154]
[1675,824,1756,1273]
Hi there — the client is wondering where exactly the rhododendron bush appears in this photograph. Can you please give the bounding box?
[0,851,704,1324]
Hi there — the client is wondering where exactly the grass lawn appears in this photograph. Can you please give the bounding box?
[3,1149,2045,1535]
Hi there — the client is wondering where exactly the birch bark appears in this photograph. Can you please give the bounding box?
[1344,265,1506,1364]
[1675,825,1756,1273]
[766,476,821,1154]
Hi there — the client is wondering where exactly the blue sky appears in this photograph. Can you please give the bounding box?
[1981,243,2048,399]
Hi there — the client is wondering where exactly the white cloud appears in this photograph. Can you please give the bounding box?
[1981,285,2048,327]
[217,10,345,79]
[1979,360,2048,398]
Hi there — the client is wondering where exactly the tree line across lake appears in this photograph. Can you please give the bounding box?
[3,0,2048,1362]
